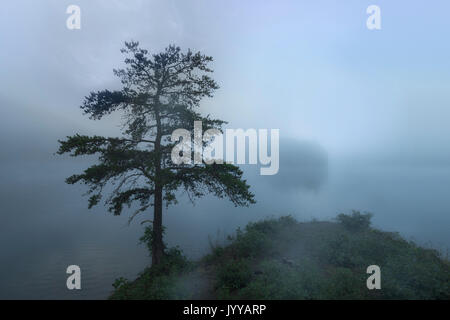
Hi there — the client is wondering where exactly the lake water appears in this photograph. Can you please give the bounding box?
[1,155,449,299]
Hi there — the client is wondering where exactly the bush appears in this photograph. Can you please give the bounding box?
[112,213,450,300]
[322,267,368,299]
[217,259,252,291]
[229,227,271,258]
[239,259,325,299]
[337,210,373,232]
[110,277,132,300]
[109,225,191,300]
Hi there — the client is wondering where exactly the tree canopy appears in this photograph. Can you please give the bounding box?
[57,42,255,265]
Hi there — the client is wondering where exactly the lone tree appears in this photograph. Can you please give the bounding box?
[57,42,255,266]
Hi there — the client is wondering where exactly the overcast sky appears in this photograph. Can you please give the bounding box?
[2,0,450,162]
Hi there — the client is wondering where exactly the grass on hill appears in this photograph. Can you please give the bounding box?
[109,211,450,300]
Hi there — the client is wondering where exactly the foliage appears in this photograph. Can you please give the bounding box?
[109,245,191,300]
[57,41,255,265]
[110,213,450,300]
[139,223,167,255]
[216,259,252,292]
[57,42,254,218]
[336,210,373,232]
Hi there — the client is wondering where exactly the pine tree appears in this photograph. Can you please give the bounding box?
[57,42,255,266]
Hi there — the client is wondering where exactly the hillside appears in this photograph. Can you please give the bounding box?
[109,212,450,300]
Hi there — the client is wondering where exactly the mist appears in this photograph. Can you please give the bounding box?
[1,0,450,299]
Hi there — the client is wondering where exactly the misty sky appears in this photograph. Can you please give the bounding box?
[1,1,450,299]
[2,0,450,158]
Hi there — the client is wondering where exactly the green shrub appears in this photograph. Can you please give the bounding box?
[111,213,450,300]
[110,277,132,300]
[217,259,252,291]
[322,267,367,299]
[110,228,191,300]
[229,227,271,258]
[337,211,373,232]
[238,258,325,299]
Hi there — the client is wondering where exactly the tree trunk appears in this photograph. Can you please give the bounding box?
[152,88,164,267]
[152,184,164,266]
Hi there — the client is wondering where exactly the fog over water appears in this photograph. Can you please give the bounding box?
[1,1,450,299]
